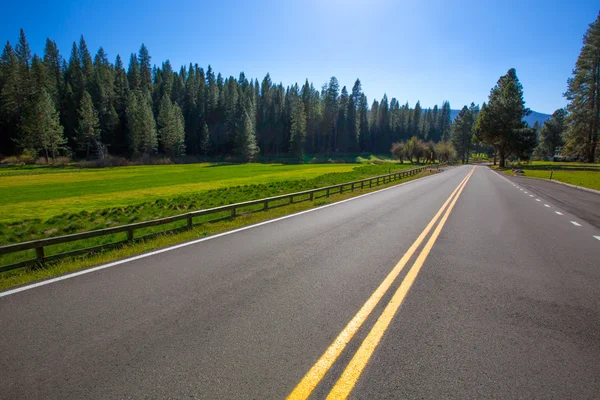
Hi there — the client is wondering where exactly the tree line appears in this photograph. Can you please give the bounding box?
[0,29,455,163]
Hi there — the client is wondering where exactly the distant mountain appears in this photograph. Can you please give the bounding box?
[449,109,551,127]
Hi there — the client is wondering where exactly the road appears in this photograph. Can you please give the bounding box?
[1,165,599,399]
[509,174,600,228]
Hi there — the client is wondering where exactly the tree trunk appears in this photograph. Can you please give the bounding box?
[498,150,506,168]
[493,150,497,166]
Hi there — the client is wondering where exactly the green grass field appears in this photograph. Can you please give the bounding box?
[502,161,600,190]
[0,163,363,222]
[0,161,417,248]
[518,169,600,190]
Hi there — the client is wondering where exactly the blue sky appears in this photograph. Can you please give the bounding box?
[2,0,598,114]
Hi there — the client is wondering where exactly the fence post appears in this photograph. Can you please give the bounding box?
[361,181,364,189]
[351,182,355,191]
[187,214,193,229]
[127,229,134,241]
[231,208,236,217]
[326,188,330,197]
[35,246,45,264]
[263,200,268,210]
[309,192,314,201]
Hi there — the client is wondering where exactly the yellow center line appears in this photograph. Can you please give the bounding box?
[287,167,475,400]
[325,166,476,399]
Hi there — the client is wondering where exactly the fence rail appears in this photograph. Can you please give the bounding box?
[0,165,433,272]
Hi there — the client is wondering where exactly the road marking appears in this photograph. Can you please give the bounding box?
[0,169,447,298]
[536,199,541,202]
[555,211,563,215]
[520,188,523,191]
[571,221,582,226]
[325,165,474,400]
[286,168,475,400]
[594,236,600,241]
[529,195,534,197]
[544,204,550,208]
[524,191,528,194]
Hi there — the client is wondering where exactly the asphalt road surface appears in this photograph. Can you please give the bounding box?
[1,165,599,399]
[508,174,600,228]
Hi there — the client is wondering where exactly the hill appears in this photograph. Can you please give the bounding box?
[449,109,550,127]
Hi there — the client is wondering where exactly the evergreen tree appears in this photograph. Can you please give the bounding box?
[537,108,566,159]
[439,101,452,140]
[43,39,63,108]
[412,101,422,138]
[474,69,533,167]
[563,12,600,162]
[0,41,20,154]
[19,90,66,161]
[157,94,185,157]
[76,90,102,158]
[289,97,307,159]
[336,86,349,152]
[78,35,94,91]
[358,93,369,151]
[138,44,152,95]
[112,55,130,155]
[127,53,140,91]
[127,90,157,157]
[235,102,259,162]
[200,122,210,158]
[450,105,474,163]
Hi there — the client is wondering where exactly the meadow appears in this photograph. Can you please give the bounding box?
[508,161,600,190]
[0,161,415,247]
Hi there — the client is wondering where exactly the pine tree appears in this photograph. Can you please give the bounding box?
[537,108,566,159]
[19,90,66,161]
[67,42,84,103]
[0,41,20,154]
[336,86,349,152]
[289,97,307,160]
[127,53,140,91]
[563,12,600,162]
[439,101,452,140]
[127,90,157,157]
[112,55,130,155]
[15,29,31,98]
[412,101,422,138]
[474,68,533,167]
[91,48,118,149]
[78,35,94,91]
[358,93,369,151]
[450,105,474,163]
[138,44,152,95]
[200,122,210,158]
[157,94,185,157]
[43,39,63,108]
[76,91,102,158]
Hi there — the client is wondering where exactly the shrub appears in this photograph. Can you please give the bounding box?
[0,156,20,164]
[151,157,174,165]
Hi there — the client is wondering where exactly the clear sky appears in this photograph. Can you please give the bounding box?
[1,0,598,114]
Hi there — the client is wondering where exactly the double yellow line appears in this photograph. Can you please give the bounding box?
[287,166,476,400]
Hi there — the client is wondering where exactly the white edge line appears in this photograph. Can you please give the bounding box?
[0,168,448,298]
[555,211,563,215]
[570,221,582,227]
[594,236,600,241]
[536,199,541,202]
[544,204,550,208]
